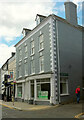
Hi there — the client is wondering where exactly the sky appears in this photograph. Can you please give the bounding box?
[0,0,83,68]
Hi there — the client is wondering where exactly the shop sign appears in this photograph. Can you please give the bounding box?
[60,73,69,76]
[10,72,13,80]
[38,91,48,99]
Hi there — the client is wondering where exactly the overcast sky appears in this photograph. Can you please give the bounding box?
[0,0,83,68]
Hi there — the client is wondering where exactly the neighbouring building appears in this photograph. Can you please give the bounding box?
[0,69,1,99]
[15,2,83,105]
[0,52,16,101]
[8,52,16,100]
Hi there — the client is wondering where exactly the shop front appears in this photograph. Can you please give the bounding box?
[16,74,56,105]
[29,78,50,105]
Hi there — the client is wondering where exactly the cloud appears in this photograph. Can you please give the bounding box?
[0,0,55,42]
[0,44,15,68]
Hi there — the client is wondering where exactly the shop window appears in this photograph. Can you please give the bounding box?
[37,79,50,100]
[60,77,68,95]
[17,86,22,98]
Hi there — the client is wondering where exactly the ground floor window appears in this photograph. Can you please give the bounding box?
[37,79,50,100]
[60,77,68,95]
[17,84,22,98]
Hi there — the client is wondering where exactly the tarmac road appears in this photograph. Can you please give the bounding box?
[1,102,82,119]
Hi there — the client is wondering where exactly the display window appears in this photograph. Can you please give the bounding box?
[17,84,22,98]
[37,79,50,100]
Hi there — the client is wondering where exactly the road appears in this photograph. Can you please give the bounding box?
[1,103,82,119]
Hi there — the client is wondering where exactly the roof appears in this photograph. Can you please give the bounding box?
[1,53,16,70]
[15,14,83,47]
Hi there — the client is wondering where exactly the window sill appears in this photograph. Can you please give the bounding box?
[60,94,70,96]
[18,76,22,79]
[30,53,35,57]
[30,73,35,75]
[24,74,28,77]
[19,59,22,62]
[36,99,50,101]
[38,48,44,52]
[24,57,28,60]
[39,71,44,74]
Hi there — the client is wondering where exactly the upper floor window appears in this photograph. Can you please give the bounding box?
[24,45,28,58]
[31,59,35,74]
[24,63,28,76]
[18,65,22,77]
[31,40,34,55]
[19,49,22,60]
[39,55,44,72]
[39,34,44,50]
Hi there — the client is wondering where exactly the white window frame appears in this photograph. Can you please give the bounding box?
[39,55,44,73]
[60,77,69,95]
[24,63,28,76]
[31,40,35,55]
[31,59,35,74]
[19,49,22,60]
[39,34,44,51]
[24,45,28,58]
[19,65,22,78]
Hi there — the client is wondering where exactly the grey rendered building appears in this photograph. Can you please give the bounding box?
[15,2,83,105]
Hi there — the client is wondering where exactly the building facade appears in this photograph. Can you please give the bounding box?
[8,53,16,100]
[15,2,83,105]
[0,53,16,101]
[0,69,1,99]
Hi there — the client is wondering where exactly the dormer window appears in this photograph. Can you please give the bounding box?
[35,14,46,26]
[36,16,40,25]
[22,28,31,37]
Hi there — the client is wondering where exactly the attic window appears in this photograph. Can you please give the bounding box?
[36,16,40,25]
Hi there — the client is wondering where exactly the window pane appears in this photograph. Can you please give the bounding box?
[40,56,44,72]
[31,41,34,54]
[39,34,44,50]
[25,64,27,75]
[37,83,50,100]
[60,77,68,94]
[62,83,66,94]
[17,87,22,97]
[31,60,35,74]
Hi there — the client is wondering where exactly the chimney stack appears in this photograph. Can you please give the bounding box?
[64,1,78,26]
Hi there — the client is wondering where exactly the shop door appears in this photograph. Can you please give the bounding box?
[31,80,34,98]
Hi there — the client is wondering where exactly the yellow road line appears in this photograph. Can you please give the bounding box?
[0,103,15,110]
[75,112,84,118]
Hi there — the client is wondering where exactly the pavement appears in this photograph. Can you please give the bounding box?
[0,100,58,111]
[0,100,84,119]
